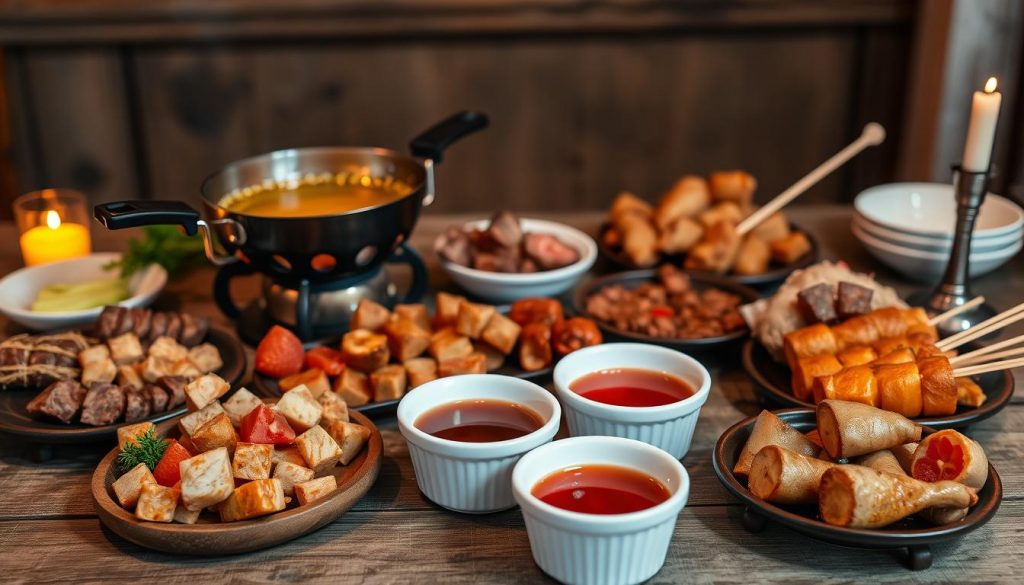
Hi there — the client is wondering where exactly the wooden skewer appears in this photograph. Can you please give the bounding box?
[953,345,1024,368]
[737,122,886,236]
[927,296,985,326]
[936,300,1024,350]
[954,356,1024,377]
[949,332,1024,365]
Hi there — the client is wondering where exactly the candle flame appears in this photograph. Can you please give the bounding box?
[45,210,61,230]
[985,77,998,93]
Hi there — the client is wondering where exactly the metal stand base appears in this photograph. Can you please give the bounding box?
[907,289,998,338]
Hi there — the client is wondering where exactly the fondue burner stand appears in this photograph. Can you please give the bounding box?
[215,243,427,344]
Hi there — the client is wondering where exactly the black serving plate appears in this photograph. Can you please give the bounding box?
[597,222,819,288]
[741,339,1014,429]
[712,409,1002,571]
[572,270,760,352]
[0,324,246,444]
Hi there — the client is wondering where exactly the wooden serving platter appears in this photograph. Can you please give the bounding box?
[91,410,382,555]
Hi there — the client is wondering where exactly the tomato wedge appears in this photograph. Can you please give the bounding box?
[912,435,965,482]
[305,346,346,377]
[240,404,296,445]
[153,440,192,487]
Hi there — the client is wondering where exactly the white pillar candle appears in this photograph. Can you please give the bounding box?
[961,77,1002,172]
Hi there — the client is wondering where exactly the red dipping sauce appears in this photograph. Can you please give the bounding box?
[570,368,694,407]
[414,399,544,443]
[532,464,671,514]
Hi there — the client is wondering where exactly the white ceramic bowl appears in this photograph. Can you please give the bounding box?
[552,343,711,459]
[854,182,1024,239]
[0,253,167,331]
[435,218,597,303]
[852,223,1022,282]
[397,374,561,513]
[512,436,689,585]
[852,213,1021,253]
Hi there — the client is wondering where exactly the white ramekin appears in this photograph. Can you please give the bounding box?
[552,343,711,459]
[397,374,561,513]
[512,436,690,585]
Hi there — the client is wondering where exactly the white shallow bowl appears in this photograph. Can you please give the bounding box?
[435,218,597,303]
[0,253,167,331]
[512,436,689,585]
[854,182,1024,239]
[852,223,1022,283]
[396,374,561,513]
[552,343,711,459]
[852,213,1021,253]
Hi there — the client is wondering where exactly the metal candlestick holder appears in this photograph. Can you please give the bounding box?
[908,165,997,336]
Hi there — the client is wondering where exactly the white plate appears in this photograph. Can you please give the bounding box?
[854,182,1024,238]
[0,253,167,331]
[852,213,1021,253]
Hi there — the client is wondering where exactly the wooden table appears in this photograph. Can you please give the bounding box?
[1,205,1020,583]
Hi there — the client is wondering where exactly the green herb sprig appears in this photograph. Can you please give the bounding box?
[117,428,169,473]
[105,225,206,278]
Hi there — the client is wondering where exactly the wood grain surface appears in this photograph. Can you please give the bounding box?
[0,206,1021,583]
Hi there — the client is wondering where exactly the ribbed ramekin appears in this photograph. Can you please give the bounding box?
[397,374,561,513]
[552,343,711,459]
[512,436,690,585]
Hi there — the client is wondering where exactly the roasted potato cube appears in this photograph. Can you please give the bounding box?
[294,475,338,505]
[170,358,202,379]
[173,502,201,524]
[113,462,156,509]
[341,329,390,372]
[82,358,117,386]
[108,333,144,366]
[179,447,234,511]
[325,420,371,465]
[272,461,315,497]
[117,421,155,451]
[333,368,371,406]
[434,292,467,328]
[769,231,812,264]
[191,413,238,455]
[178,400,226,436]
[370,364,407,401]
[222,387,262,427]
[404,357,438,389]
[135,482,177,523]
[139,356,172,383]
[218,479,286,522]
[274,385,322,432]
[438,353,488,377]
[294,424,343,473]
[187,343,223,374]
[272,445,307,468]
[280,368,330,398]
[117,365,144,391]
[480,312,522,355]
[384,318,431,362]
[317,390,350,425]
[393,303,430,331]
[149,336,188,362]
[350,298,392,332]
[79,344,110,367]
[456,302,497,339]
[474,342,505,371]
[428,328,473,362]
[184,373,229,411]
[232,442,274,480]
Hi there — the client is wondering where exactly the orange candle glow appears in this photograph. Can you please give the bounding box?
[19,210,92,266]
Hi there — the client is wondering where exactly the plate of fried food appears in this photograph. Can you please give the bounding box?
[573,264,758,350]
[740,261,1014,429]
[0,305,245,443]
[599,172,818,286]
[92,384,380,554]
[713,402,1001,571]
[252,294,603,417]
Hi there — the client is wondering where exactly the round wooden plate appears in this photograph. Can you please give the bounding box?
[92,409,382,555]
[712,409,1002,569]
[0,324,246,443]
[741,339,1015,429]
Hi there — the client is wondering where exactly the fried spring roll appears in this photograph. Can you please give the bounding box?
[866,307,908,339]
[791,354,843,402]
[854,448,969,525]
[955,377,987,407]
[812,365,877,407]
[748,445,837,504]
[733,235,771,276]
[836,346,877,367]
[816,400,922,459]
[875,362,923,418]
[871,348,916,366]
[733,410,820,477]
[831,315,880,351]
[873,335,910,357]
[783,323,838,365]
[918,356,957,416]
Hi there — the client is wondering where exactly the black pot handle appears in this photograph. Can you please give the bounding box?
[213,262,257,319]
[409,111,489,164]
[94,200,202,235]
[387,243,428,303]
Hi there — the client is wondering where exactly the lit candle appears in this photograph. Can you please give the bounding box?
[961,77,1002,172]
[19,210,92,266]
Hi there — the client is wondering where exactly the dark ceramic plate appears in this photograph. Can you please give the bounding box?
[741,339,1014,429]
[0,325,246,444]
[572,270,760,351]
[597,222,819,287]
[712,409,1002,570]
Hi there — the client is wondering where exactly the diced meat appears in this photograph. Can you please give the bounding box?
[124,387,152,422]
[486,210,523,248]
[837,281,874,319]
[157,376,189,410]
[80,383,126,426]
[179,313,209,347]
[437,226,472,267]
[95,306,126,339]
[796,283,837,324]
[148,312,169,342]
[473,249,520,273]
[164,313,183,342]
[144,383,170,412]
[26,379,87,424]
[523,233,580,270]
[131,308,152,340]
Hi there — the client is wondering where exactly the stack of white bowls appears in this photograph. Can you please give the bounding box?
[852,182,1024,283]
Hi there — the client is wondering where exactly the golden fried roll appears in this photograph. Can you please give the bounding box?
[733,410,820,477]
[733,235,771,276]
[697,201,744,229]
[708,170,757,206]
[918,355,957,416]
[749,211,790,243]
[783,323,838,365]
[872,347,916,366]
[874,362,923,418]
[836,346,877,367]
[853,450,970,524]
[769,231,812,264]
[816,399,922,459]
[617,214,659,267]
[683,221,741,273]
[792,354,843,402]
[955,377,987,407]
[748,446,837,504]
[904,307,939,342]
[866,307,908,339]
[831,315,880,351]
[609,191,652,221]
[812,365,877,406]
[873,335,910,356]
[912,337,944,358]
[655,176,711,230]
[658,216,704,254]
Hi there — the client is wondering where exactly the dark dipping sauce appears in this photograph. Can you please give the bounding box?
[414,399,544,443]
[570,368,695,407]
[532,464,671,515]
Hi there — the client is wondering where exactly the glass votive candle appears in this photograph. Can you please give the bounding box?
[14,188,93,266]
